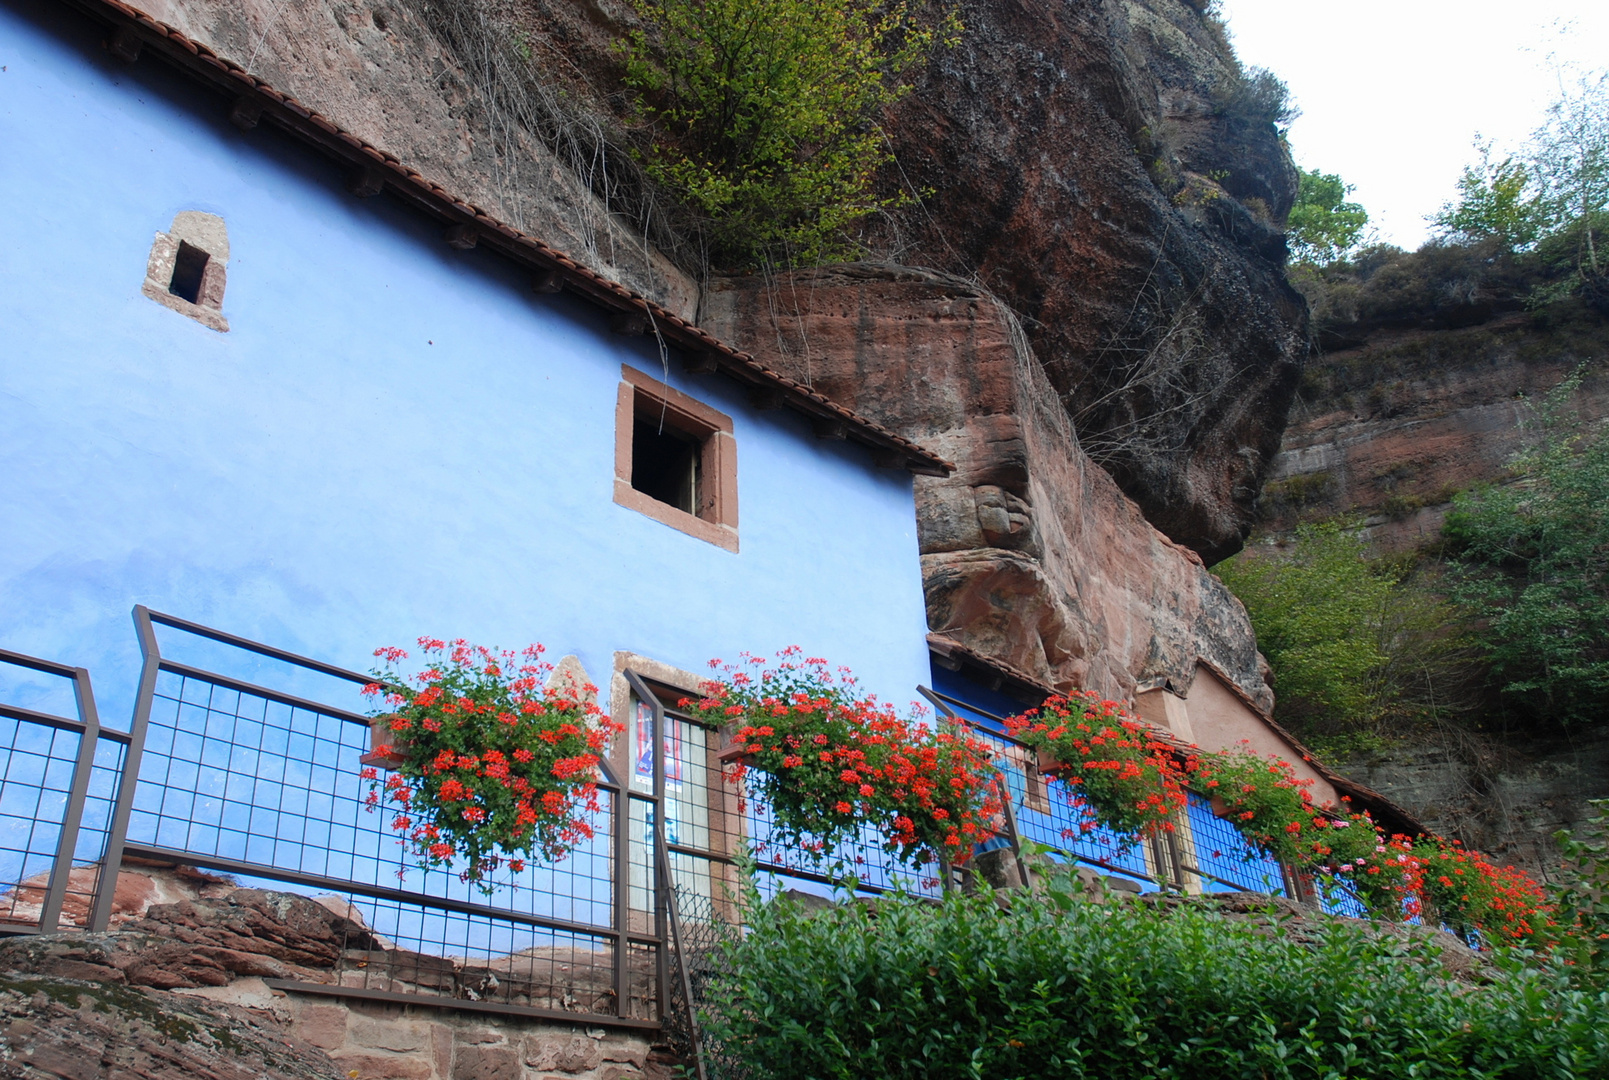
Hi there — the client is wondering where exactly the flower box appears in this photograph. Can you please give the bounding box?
[716,742,756,768]
[1034,747,1069,778]
[1210,794,1232,818]
[359,717,406,771]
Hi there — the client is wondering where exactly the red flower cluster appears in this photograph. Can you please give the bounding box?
[1005,693,1187,844]
[363,639,620,893]
[681,649,1002,869]
[1192,747,1320,864]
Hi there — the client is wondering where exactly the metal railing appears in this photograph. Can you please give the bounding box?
[1,606,1320,1050]
[919,686,1296,896]
[0,649,128,934]
[93,607,658,1027]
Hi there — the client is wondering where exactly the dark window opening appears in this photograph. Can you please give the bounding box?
[632,416,702,516]
[168,241,210,304]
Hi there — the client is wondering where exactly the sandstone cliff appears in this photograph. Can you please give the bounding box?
[703,264,1272,705]
[1266,247,1609,551]
[1260,246,1609,870]
[869,0,1306,561]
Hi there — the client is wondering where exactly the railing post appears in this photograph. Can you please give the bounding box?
[88,606,160,931]
[606,761,631,1019]
[36,665,103,932]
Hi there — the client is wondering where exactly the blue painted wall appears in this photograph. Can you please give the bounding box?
[0,1,932,725]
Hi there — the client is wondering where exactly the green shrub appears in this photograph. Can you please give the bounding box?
[1444,370,1609,724]
[1217,523,1480,747]
[701,877,1609,1079]
[621,0,959,268]
[1553,799,1609,984]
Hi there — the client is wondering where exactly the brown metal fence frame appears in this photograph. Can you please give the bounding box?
[85,606,660,1030]
[0,648,127,934]
[3,608,1311,1052]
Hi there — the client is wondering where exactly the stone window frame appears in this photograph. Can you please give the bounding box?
[141,211,229,332]
[613,364,738,552]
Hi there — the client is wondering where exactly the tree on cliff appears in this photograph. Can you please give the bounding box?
[1444,370,1609,725]
[1435,70,1607,310]
[1218,523,1477,746]
[621,0,959,268]
[1286,168,1369,266]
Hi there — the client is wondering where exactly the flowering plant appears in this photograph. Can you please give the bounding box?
[681,649,1002,868]
[1004,693,1188,844]
[1411,836,1556,945]
[362,639,620,892]
[1191,747,1319,864]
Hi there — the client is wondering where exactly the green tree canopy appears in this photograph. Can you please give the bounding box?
[1216,522,1394,733]
[1433,146,1545,249]
[1435,70,1607,307]
[622,0,958,268]
[1286,167,1369,266]
[1216,522,1476,746]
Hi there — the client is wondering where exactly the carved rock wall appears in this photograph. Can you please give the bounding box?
[702,265,1271,707]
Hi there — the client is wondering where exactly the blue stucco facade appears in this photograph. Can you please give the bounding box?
[0,1,932,724]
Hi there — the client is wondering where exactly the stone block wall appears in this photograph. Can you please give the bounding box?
[283,996,665,1080]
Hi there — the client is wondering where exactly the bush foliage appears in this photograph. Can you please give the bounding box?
[1444,371,1609,724]
[622,0,958,268]
[702,874,1609,1079]
[1434,70,1607,311]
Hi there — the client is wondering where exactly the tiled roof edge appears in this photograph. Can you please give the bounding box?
[1191,658,1428,836]
[68,0,954,477]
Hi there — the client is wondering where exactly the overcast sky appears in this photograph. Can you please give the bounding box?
[1217,0,1608,251]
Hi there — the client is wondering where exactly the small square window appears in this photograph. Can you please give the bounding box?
[615,365,737,551]
[168,241,210,304]
[632,415,701,515]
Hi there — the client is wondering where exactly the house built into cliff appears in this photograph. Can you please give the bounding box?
[0,0,1413,1066]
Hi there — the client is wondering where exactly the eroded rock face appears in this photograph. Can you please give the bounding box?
[702,264,1271,707]
[0,872,668,1080]
[1264,309,1609,552]
[0,971,346,1080]
[866,0,1307,559]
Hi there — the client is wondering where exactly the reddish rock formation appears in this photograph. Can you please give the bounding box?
[869,0,1307,559]
[0,870,668,1080]
[702,264,1271,707]
[1264,308,1609,552]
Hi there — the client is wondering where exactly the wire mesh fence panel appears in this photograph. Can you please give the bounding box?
[961,724,1158,891]
[128,668,618,924]
[107,611,641,1024]
[330,895,629,1016]
[0,718,82,928]
[0,644,115,935]
[1316,877,1371,918]
[1183,793,1286,893]
[636,703,940,906]
[53,737,129,927]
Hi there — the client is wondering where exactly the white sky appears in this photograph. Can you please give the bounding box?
[1217,1,1609,250]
